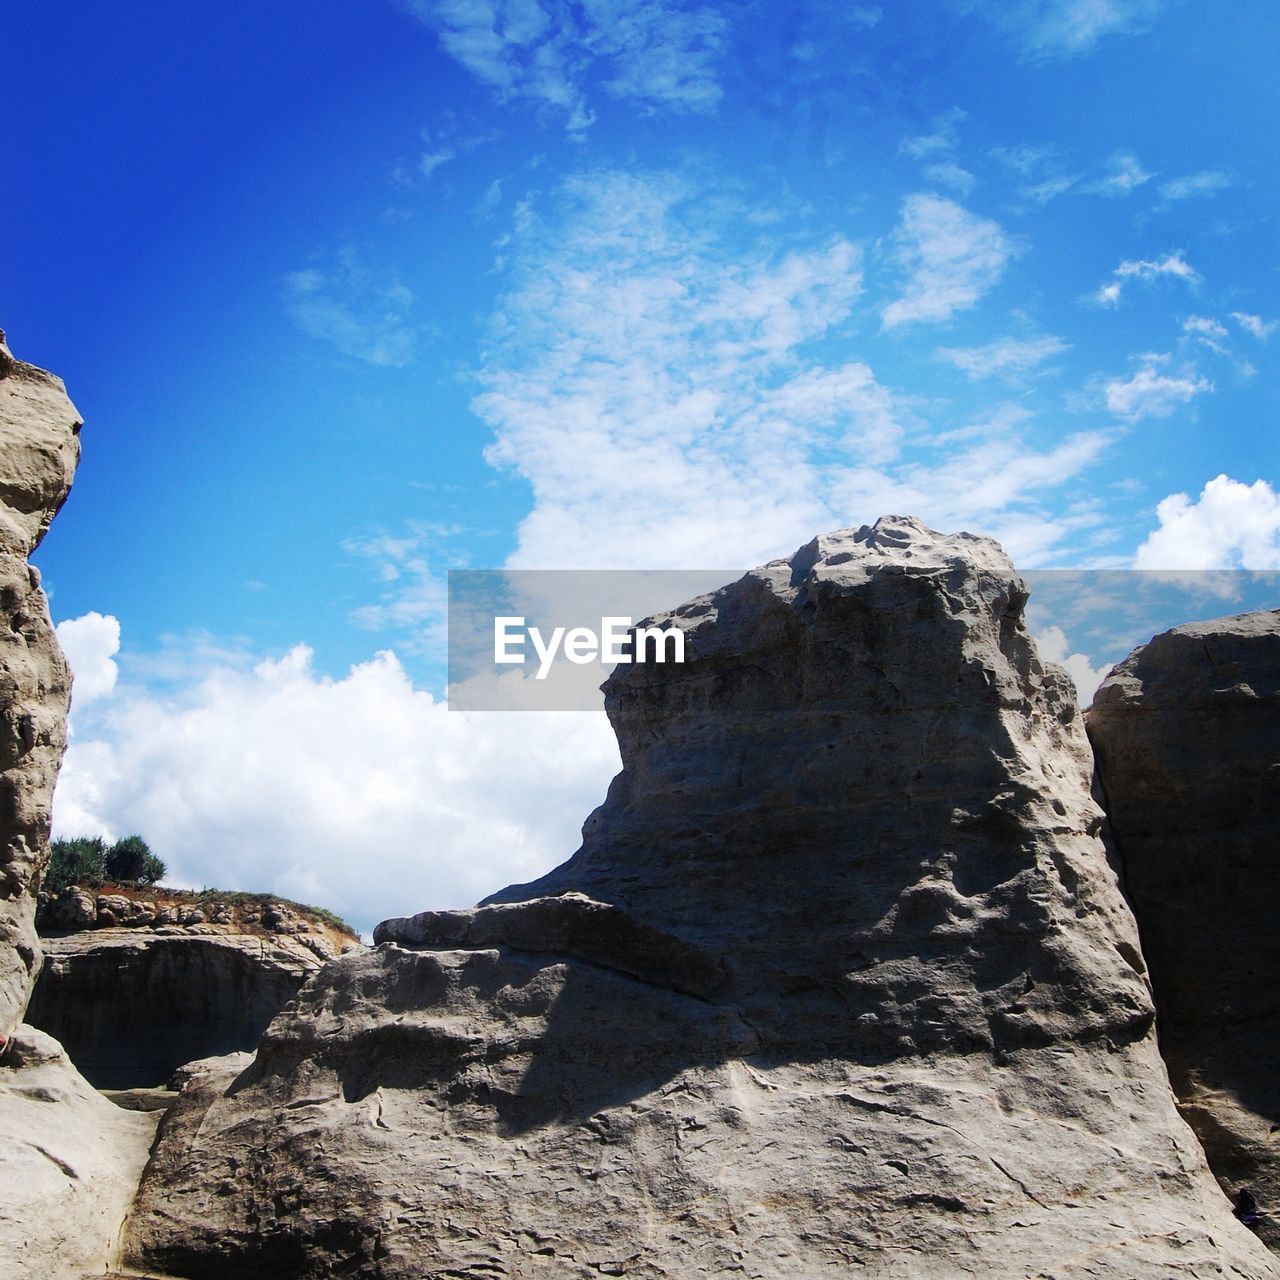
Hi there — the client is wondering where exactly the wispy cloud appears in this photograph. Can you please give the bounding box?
[899,107,965,159]
[1094,252,1198,307]
[1135,474,1280,569]
[283,248,419,367]
[1231,311,1276,341]
[1101,354,1212,420]
[923,162,977,195]
[939,335,1069,380]
[1158,169,1234,203]
[1080,149,1152,196]
[402,0,727,132]
[1182,315,1228,353]
[965,0,1167,60]
[466,169,1106,570]
[881,193,1018,329]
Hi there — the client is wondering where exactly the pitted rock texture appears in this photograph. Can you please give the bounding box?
[124,518,1274,1279]
[0,1025,158,1279]
[0,331,81,1041]
[26,928,332,1088]
[1089,608,1280,1253]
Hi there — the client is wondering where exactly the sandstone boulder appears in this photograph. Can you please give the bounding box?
[0,331,81,1042]
[1088,608,1280,1253]
[0,1025,158,1279]
[123,518,1273,1279]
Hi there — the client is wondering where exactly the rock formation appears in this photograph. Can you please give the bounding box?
[0,1025,159,1279]
[123,518,1274,1279]
[1089,609,1280,1253]
[0,331,81,1043]
[27,929,334,1088]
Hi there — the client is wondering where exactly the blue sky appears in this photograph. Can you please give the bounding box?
[4,0,1278,931]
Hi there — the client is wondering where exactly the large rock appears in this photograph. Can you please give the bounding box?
[26,928,333,1088]
[0,1025,158,1279]
[1088,609,1280,1252]
[0,332,81,1043]
[124,518,1273,1279]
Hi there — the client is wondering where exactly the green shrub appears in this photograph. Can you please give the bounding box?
[105,834,157,883]
[46,836,108,894]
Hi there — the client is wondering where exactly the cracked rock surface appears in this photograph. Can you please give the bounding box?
[1089,608,1280,1255]
[124,518,1275,1278]
[0,332,81,1042]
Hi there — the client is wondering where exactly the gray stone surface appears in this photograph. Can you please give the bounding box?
[1089,608,1280,1253]
[123,518,1275,1278]
[27,928,329,1088]
[0,331,81,1043]
[0,1025,158,1279]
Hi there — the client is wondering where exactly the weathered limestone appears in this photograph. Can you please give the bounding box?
[26,929,332,1088]
[0,1025,158,1279]
[0,331,81,1042]
[1089,608,1280,1253]
[123,518,1273,1279]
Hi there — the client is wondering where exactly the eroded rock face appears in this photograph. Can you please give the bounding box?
[1088,609,1280,1253]
[26,929,331,1088]
[0,332,81,1042]
[0,1025,158,1279]
[124,519,1274,1279]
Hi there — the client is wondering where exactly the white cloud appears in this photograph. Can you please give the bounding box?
[454,169,1104,574]
[284,248,418,367]
[1134,475,1280,570]
[938,335,1069,380]
[1231,311,1276,341]
[882,193,1017,329]
[1158,170,1233,203]
[1094,252,1198,307]
[967,0,1166,59]
[923,162,977,195]
[56,612,121,709]
[1080,149,1152,197]
[900,107,965,159]
[1035,624,1111,705]
[1102,355,1211,420]
[403,0,726,131]
[54,641,620,933]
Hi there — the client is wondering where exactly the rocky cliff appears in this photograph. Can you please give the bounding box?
[0,331,81,1043]
[122,518,1273,1279]
[1089,609,1280,1253]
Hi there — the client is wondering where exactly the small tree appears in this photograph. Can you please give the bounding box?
[46,836,108,894]
[140,851,167,884]
[105,835,157,883]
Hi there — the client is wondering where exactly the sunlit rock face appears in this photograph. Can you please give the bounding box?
[0,332,81,1042]
[1089,609,1280,1256]
[125,518,1274,1280]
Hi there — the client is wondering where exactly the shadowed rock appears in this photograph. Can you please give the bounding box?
[123,518,1275,1279]
[1089,608,1280,1255]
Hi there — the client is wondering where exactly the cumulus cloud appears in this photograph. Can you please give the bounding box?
[881,194,1017,329]
[1134,474,1280,570]
[284,248,419,367]
[1102,354,1211,420]
[403,0,726,131]
[1034,624,1111,705]
[938,335,1069,380]
[56,612,121,709]
[1094,252,1197,307]
[54,641,620,933]
[966,0,1167,59]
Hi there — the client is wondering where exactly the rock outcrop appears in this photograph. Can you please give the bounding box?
[26,929,336,1088]
[0,1025,158,1279]
[122,518,1273,1279]
[1089,609,1280,1253]
[0,331,81,1043]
